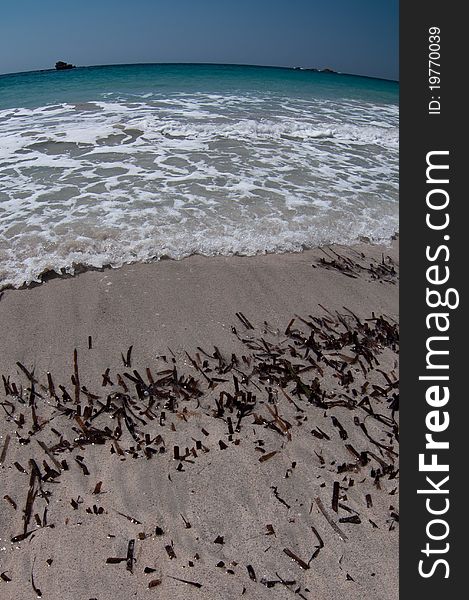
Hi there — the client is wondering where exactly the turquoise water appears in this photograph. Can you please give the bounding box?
[0,64,398,109]
[0,64,398,288]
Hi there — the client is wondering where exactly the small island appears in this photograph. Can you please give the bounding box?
[55,60,75,70]
[294,66,338,73]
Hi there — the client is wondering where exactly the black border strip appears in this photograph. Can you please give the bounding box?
[401,2,465,595]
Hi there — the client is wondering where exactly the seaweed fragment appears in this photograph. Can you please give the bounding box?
[339,515,361,524]
[126,539,135,573]
[122,346,133,368]
[75,456,90,475]
[331,416,348,440]
[332,481,339,513]
[283,548,310,570]
[73,349,80,404]
[14,461,27,474]
[37,440,62,472]
[236,312,254,330]
[0,434,11,464]
[310,525,324,561]
[259,450,277,463]
[246,564,257,581]
[180,514,192,529]
[31,558,42,598]
[271,486,290,509]
[106,557,126,564]
[114,510,142,525]
[315,497,348,542]
[168,575,202,588]
[3,495,17,509]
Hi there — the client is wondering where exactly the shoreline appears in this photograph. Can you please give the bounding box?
[0,242,398,375]
[0,236,399,294]
[0,243,398,600]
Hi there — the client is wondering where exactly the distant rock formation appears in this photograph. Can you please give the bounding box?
[293,67,338,74]
[55,61,75,71]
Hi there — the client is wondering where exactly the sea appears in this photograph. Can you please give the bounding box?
[0,63,398,289]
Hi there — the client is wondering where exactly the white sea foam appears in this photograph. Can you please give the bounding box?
[0,92,398,289]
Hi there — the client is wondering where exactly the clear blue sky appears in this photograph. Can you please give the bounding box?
[0,0,398,79]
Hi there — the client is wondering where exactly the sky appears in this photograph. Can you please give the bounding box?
[0,0,398,79]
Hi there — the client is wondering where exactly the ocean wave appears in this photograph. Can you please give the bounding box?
[0,94,398,289]
[0,100,398,151]
[0,213,398,290]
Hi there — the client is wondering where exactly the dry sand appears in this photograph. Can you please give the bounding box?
[0,243,399,600]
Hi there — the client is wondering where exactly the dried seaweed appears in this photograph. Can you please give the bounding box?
[73,349,80,404]
[106,557,126,564]
[167,575,202,588]
[315,497,348,542]
[180,514,192,529]
[4,494,17,509]
[37,440,62,472]
[0,434,11,464]
[315,248,398,285]
[259,450,277,463]
[121,346,133,368]
[283,548,310,570]
[0,304,399,596]
[14,461,27,474]
[339,515,361,524]
[144,567,157,574]
[236,312,254,330]
[31,558,42,598]
[310,525,324,561]
[332,482,340,512]
[126,539,135,573]
[246,564,257,581]
[114,510,142,525]
[271,486,291,509]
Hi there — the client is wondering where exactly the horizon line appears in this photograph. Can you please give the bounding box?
[0,61,399,83]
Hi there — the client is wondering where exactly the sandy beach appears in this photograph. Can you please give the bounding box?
[0,243,399,600]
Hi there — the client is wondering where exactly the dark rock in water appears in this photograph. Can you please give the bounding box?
[55,61,75,71]
[320,68,337,74]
